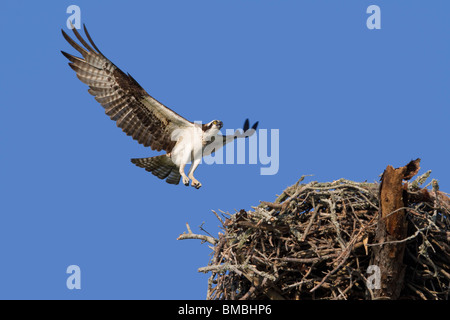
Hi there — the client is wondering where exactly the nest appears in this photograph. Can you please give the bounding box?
[179,170,450,300]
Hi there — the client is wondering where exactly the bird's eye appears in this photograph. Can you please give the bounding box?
[213,121,217,125]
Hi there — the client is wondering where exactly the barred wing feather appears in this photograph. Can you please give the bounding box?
[61,25,193,152]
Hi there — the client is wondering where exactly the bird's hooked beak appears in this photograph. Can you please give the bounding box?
[212,120,223,129]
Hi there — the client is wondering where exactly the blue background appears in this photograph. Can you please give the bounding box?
[1,1,449,299]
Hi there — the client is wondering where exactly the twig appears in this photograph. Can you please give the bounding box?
[177,223,218,245]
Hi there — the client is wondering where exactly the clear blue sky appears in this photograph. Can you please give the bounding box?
[1,1,449,299]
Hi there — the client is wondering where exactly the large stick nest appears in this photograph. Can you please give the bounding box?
[179,173,450,300]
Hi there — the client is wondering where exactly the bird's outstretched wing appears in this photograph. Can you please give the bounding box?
[203,119,259,154]
[222,119,259,144]
[241,119,259,137]
[61,25,193,152]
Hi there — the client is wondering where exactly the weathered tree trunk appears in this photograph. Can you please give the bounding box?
[371,159,421,299]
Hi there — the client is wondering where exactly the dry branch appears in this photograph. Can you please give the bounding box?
[177,223,218,245]
[371,159,420,299]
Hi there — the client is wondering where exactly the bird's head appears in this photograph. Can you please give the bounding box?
[203,120,223,132]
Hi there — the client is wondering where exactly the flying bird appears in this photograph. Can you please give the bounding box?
[61,25,258,189]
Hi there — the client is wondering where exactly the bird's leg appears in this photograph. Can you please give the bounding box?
[188,159,202,189]
[179,163,190,186]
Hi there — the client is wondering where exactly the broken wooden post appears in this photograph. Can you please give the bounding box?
[371,158,421,299]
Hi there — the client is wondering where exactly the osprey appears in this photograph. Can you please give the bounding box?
[61,25,258,189]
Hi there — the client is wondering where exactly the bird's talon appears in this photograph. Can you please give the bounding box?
[191,180,202,189]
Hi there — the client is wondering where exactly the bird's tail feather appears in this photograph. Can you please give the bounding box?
[131,155,181,185]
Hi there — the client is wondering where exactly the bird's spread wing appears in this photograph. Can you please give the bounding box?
[204,119,259,155]
[61,25,193,152]
[222,119,259,144]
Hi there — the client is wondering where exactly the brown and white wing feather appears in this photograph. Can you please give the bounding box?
[61,25,193,152]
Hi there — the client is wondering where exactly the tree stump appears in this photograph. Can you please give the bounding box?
[371,159,420,299]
